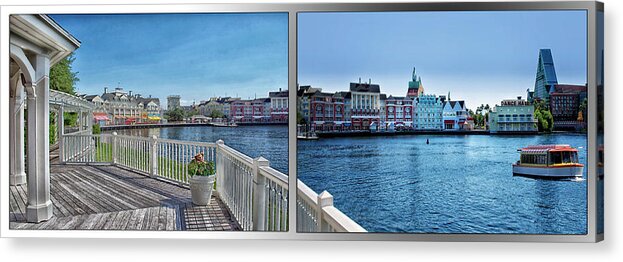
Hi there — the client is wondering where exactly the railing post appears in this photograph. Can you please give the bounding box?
[150,135,158,178]
[111,132,118,165]
[252,156,269,231]
[215,140,225,194]
[317,190,334,232]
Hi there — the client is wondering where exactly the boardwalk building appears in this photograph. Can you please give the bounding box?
[413,94,443,130]
[488,97,538,133]
[442,98,468,130]
[269,89,289,123]
[384,95,413,130]
[167,95,181,111]
[350,80,382,130]
[406,67,425,99]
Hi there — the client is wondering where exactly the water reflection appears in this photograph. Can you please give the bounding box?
[297,133,587,234]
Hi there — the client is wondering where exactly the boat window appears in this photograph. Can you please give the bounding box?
[563,151,572,163]
[573,151,579,163]
[550,152,563,164]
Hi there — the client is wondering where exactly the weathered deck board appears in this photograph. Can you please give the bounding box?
[9,163,240,231]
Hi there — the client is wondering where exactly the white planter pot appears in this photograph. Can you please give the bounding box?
[189,175,215,206]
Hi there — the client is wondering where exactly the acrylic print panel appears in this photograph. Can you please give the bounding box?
[296,10,588,234]
[8,13,288,232]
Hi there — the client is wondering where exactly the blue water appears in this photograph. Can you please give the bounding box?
[110,125,289,174]
[297,133,588,234]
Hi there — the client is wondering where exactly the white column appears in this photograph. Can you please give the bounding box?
[9,75,26,185]
[87,110,93,134]
[78,110,83,131]
[57,106,65,163]
[26,54,53,223]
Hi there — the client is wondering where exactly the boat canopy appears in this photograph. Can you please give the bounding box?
[519,144,578,153]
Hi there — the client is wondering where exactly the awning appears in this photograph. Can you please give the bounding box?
[148,116,161,121]
[93,113,109,121]
[444,120,454,124]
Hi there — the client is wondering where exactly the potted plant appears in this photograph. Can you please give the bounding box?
[188,152,216,205]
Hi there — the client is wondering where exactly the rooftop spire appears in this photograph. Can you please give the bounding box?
[412,67,417,81]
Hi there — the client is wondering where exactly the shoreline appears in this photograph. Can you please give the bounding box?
[314,130,586,138]
[100,122,287,131]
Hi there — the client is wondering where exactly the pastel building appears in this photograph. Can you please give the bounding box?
[441,98,468,130]
[488,96,538,133]
[413,94,443,130]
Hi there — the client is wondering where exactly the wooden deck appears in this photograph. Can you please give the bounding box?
[9,163,241,231]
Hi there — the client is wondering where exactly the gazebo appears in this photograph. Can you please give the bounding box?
[8,14,81,222]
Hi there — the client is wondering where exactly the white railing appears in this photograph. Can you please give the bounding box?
[63,133,216,186]
[214,141,288,231]
[61,133,364,232]
[297,181,367,232]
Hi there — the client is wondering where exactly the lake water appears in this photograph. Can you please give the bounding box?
[109,125,289,174]
[297,133,588,234]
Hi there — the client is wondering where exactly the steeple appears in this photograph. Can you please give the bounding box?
[407,66,425,99]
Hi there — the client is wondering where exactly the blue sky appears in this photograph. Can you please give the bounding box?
[298,11,587,110]
[51,13,288,107]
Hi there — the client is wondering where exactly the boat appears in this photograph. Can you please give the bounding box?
[512,144,584,178]
[297,131,319,140]
[297,124,319,140]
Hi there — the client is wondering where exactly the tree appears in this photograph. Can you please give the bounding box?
[578,97,588,117]
[297,110,306,124]
[49,53,79,95]
[209,110,225,119]
[92,123,102,135]
[534,105,554,132]
[164,108,185,122]
[48,53,79,144]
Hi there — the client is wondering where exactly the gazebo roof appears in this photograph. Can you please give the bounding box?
[10,14,80,65]
[49,89,95,112]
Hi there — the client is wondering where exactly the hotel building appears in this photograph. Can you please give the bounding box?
[269,89,289,123]
[350,79,381,130]
[413,94,443,130]
[384,95,413,130]
[441,96,468,130]
[549,84,588,131]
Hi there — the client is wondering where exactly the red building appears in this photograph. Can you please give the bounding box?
[549,84,587,130]
[231,100,253,123]
[269,89,289,123]
[306,90,346,131]
[384,96,413,130]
